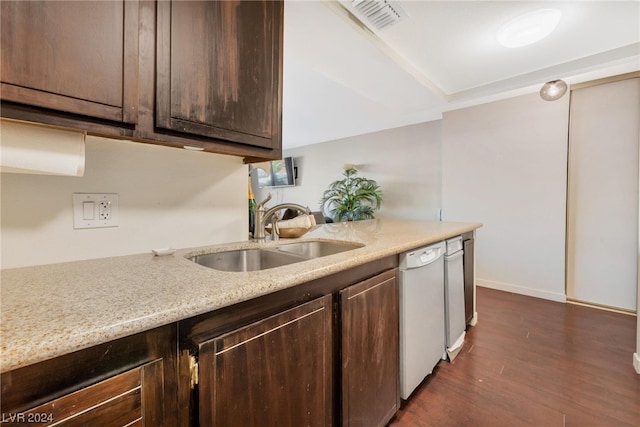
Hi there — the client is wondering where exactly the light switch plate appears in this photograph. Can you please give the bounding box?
[73,193,119,229]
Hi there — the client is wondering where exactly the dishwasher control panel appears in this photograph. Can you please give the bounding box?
[400,242,445,269]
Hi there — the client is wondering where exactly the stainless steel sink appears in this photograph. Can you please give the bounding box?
[189,249,305,272]
[188,240,363,272]
[275,240,363,258]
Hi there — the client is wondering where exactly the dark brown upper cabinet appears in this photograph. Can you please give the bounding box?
[0,0,139,124]
[156,0,283,150]
[1,1,283,161]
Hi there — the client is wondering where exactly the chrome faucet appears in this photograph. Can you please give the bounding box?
[254,193,310,240]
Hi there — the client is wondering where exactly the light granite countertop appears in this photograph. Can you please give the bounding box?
[1,218,481,373]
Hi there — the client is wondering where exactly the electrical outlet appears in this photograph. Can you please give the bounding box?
[73,193,119,229]
[99,201,112,220]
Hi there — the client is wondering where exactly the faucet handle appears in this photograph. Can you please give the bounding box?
[257,193,272,210]
[271,212,282,240]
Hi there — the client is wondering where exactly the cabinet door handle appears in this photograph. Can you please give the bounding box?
[189,355,199,389]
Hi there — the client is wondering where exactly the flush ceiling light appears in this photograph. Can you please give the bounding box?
[497,9,562,48]
[539,79,568,101]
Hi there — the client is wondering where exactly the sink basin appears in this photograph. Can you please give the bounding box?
[275,240,363,258]
[188,240,363,272]
[189,249,305,272]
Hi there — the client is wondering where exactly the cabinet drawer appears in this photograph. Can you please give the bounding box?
[0,325,176,427]
[1,360,161,427]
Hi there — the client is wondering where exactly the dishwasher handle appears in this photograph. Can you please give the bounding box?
[420,248,442,264]
[445,250,464,262]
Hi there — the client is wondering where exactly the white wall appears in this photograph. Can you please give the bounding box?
[1,137,247,269]
[254,121,442,221]
[442,93,570,302]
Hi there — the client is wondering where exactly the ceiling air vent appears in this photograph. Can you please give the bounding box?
[344,0,408,31]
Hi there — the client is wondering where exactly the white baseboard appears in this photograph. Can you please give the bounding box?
[469,311,478,326]
[634,353,640,374]
[477,279,567,303]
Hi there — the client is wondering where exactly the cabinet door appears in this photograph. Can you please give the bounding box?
[340,269,399,427]
[3,360,164,427]
[463,237,475,324]
[156,0,283,150]
[198,295,333,427]
[0,1,139,123]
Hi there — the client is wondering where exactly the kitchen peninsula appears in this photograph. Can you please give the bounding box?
[1,218,481,426]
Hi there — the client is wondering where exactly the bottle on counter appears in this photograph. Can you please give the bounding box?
[248,179,256,238]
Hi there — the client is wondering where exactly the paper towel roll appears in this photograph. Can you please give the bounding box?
[0,119,86,176]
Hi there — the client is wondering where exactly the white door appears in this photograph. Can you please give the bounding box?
[566,77,640,311]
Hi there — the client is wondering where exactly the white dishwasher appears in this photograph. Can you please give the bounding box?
[445,236,466,361]
[399,242,445,400]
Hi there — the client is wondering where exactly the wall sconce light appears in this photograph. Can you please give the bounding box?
[540,79,568,101]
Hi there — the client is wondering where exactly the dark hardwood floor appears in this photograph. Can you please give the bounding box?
[390,287,640,427]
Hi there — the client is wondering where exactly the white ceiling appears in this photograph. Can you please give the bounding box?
[281,0,640,149]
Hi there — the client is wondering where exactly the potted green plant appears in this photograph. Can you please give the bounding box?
[320,166,383,221]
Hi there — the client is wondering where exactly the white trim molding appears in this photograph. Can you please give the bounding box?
[477,279,567,303]
[469,311,478,327]
[634,353,640,374]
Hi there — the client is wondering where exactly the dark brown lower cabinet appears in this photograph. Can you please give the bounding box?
[197,294,333,427]
[0,325,177,426]
[1,259,401,427]
[7,360,162,427]
[340,269,399,427]
[462,233,475,324]
[180,258,399,427]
